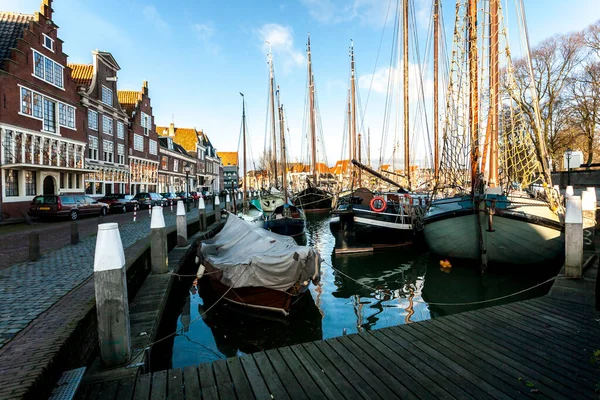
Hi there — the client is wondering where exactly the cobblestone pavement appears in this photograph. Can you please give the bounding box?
[0,205,214,349]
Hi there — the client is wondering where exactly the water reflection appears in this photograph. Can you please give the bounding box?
[167,213,561,368]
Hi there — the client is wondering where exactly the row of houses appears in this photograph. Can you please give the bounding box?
[0,0,238,221]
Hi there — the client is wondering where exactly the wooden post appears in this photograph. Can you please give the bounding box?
[565,196,583,278]
[71,221,80,245]
[582,190,595,250]
[176,200,187,247]
[93,222,131,367]
[214,194,221,222]
[28,232,40,261]
[150,206,168,274]
[199,197,206,231]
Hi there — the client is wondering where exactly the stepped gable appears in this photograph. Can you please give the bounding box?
[0,12,35,69]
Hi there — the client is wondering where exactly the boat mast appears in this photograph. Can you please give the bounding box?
[488,0,499,188]
[367,127,371,168]
[267,46,278,189]
[433,0,439,181]
[403,0,410,189]
[277,87,288,203]
[350,40,358,188]
[307,34,318,185]
[468,0,479,193]
[347,88,352,185]
[241,92,248,212]
[358,133,362,185]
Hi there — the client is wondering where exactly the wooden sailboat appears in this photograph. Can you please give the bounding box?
[266,89,307,237]
[422,0,564,266]
[293,34,333,213]
[238,93,265,227]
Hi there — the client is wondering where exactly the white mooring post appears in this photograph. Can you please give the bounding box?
[225,193,231,212]
[565,196,583,278]
[565,185,574,198]
[582,190,596,250]
[214,194,221,222]
[93,223,131,367]
[176,200,187,247]
[198,197,206,231]
[150,206,168,274]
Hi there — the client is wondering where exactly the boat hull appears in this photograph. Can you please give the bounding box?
[266,217,306,237]
[330,207,414,246]
[422,197,564,265]
[293,188,333,212]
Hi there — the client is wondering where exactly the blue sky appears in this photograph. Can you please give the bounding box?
[3,0,599,172]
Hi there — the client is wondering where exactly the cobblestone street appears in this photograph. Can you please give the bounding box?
[0,205,213,349]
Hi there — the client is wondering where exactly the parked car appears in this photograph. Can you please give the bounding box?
[175,192,194,203]
[160,192,179,206]
[202,190,213,200]
[189,191,201,201]
[133,192,167,209]
[29,194,108,221]
[98,194,138,213]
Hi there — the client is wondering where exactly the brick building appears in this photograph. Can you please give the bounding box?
[217,151,238,191]
[118,82,159,195]
[0,0,87,220]
[69,51,130,197]
[157,134,196,193]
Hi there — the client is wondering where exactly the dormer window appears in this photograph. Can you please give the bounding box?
[167,138,173,150]
[42,34,54,52]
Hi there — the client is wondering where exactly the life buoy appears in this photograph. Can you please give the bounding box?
[370,196,386,212]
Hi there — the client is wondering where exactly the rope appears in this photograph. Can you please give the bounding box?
[322,260,558,307]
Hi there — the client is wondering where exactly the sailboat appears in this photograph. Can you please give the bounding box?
[265,88,307,237]
[293,35,333,213]
[422,0,564,266]
[238,93,265,228]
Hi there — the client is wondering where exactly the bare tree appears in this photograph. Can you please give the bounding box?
[584,20,600,57]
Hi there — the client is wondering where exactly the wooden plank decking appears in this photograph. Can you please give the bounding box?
[77,261,600,400]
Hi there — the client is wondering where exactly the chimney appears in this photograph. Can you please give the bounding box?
[142,80,149,96]
[40,0,53,21]
[168,123,175,137]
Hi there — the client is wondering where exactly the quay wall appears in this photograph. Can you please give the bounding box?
[552,170,600,188]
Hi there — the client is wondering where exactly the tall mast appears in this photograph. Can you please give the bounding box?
[403,0,410,189]
[240,92,248,212]
[277,87,288,203]
[468,0,479,193]
[488,0,499,187]
[350,40,357,187]
[367,127,371,167]
[433,0,439,181]
[347,88,352,182]
[358,133,362,185]
[307,34,318,185]
[267,47,278,188]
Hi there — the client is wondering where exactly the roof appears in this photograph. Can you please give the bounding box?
[156,125,198,152]
[68,63,93,87]
[0,12,34,69]
[332,160,350,174]
[117,90,141,115]
[217,152,238,166]
[158,136,193,159]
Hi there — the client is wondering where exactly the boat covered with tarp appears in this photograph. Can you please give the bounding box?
[195,215,321,315]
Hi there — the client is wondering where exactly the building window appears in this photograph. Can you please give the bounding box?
[133,134,144,151]
[21,88,32,115]
[5,170,18,197]
[68,173,73,189]
[33,93,42,118]
[102,115,113,135]
[174,159,179,172]
[76,174,80,189]
[88,136,98,160]
[88,110,98,130]
[60,172,65,188]
[42,34,54,51]
[32,50,64,88]
[167,137,173,150]
[25,171,36,195]
[117,121,125,139]
[149,139,157,155]
[43,98,56,133]
[101,85,113,106]
[117,143,125,164]
[103,140,114,163]
[58,103,75,129]
[161,156,168,170]
[141,112,151,135]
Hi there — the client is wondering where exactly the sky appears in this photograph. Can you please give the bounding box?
[2,0,599,174]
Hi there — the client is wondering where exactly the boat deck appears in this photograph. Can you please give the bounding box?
[77,260,599,399]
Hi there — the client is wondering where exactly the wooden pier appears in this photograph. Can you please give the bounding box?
[77,259,599,399]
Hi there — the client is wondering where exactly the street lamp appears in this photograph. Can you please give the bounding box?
[184,163,191,212]
[565,148,573,186]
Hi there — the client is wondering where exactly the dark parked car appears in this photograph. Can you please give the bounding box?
[133,192,167,209]
[160,192,179,205]
[29,194,108,221]
[175,192,193,203]
[99,194,138,213]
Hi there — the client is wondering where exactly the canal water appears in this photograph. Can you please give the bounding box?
[154,213,562,370]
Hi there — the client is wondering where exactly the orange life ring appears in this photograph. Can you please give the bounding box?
[370,196,386,212]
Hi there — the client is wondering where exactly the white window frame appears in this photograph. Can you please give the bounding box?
[88,109,98,130]
[141,112,151,136]
[149,139,157,155]
[117,121,125,139]
[88,136,98,160]
[117,143,125,164]
[133,134,144,152]
[174,159,179,172]
[103,139,114,163]
[32,49,64,89]
[101,85,113,107]
[102,115,113,135]
[19,85,75,131]
[42,34,54,52]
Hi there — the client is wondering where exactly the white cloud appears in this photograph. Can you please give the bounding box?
[256,24,305,73]
[142,5,168,32]
[192,23,215,41]
[358,62,433,99]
